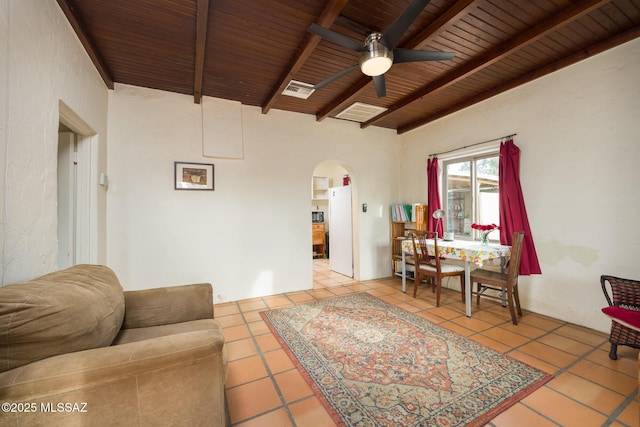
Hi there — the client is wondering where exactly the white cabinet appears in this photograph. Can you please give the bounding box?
[312,176,329,200]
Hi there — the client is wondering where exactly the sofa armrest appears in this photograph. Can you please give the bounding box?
[0,329,226,427]
[123,283,214,329]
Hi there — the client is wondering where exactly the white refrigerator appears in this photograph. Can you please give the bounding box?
[329,185,353,277]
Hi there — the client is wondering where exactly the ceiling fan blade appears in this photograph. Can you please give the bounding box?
[381,0,431,49]
[308,23,364,52]
[313,65,360,90]
[393,49,455,63]
[373,75,386,98]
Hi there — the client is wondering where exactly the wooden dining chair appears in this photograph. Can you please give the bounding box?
[470,231,525,325]
[411,231,465,307]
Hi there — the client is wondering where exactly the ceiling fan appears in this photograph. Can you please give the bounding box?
[308,0,455,97]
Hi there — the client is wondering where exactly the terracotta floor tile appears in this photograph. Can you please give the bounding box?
[274,369,314,402]
[491,402,557,427]
[506,350,558,375]
[569,360,637,395]
[286,292,315,303]
[469,334,510,353]
[554,324,609,347]
[308,289,335,299]
[405,297,437,310]
[263,348,296,374]
[215,302,240,316]
[481,326,531,348]
[428,306,460,320]
[415,311,447,324]
[226,355,268,388]
[223,324,252,342]
[239,299,268,312]
[396,302,422,313]
[616,398,639,426]
[522,386,608,427]
[288,396,338,427]
[243,310,264,323]
[254,334,282,353]
[263,295,293,308]
[217,313,246,328]
[499,322,546,340]
[248,320,270,336]
[517,341,579,368]
[226,377,282,424]
[518,313,563,331]
[439,321,474,337]
[329,286,356,295]
[226,338,258,361]
[467,309,507,325]
[234,408,293,427]
[537,333,594,356]
[586,347,639,377]
[449,315,493,332]
[547,372,627,414]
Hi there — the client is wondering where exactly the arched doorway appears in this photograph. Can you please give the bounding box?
[311,161,358,286]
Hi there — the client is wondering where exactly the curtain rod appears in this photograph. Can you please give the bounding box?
[428,133,517,158]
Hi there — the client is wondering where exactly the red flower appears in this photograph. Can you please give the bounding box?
[472,223,500,231]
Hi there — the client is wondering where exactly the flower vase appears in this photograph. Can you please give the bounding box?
[481,233,489,245]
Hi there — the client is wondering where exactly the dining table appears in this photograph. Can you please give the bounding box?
[401,238,511,317]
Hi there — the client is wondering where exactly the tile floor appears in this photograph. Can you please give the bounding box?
[216,259,639,427]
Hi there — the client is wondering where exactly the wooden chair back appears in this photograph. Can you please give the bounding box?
[507,231,525,283]
[411,231,439,271]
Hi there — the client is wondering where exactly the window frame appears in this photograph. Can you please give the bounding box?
[442,151,500,242]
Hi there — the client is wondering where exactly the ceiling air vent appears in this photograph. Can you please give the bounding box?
[335,102,388,123]
[282,80,315,99]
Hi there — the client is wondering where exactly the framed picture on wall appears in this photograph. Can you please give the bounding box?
[174,162,214,190]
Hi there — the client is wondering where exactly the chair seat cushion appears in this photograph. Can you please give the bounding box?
[602,306,640,332]
[418,263,464,274]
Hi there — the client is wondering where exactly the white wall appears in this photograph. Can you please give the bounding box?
[0,0,108,284]
[399,38,640,333]
[107,84,396,302]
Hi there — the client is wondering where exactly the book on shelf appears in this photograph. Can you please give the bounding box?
[391,203,425,222]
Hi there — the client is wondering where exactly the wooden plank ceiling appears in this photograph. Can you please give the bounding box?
[57,0,640,134]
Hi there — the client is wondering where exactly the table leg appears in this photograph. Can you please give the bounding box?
[465,261,471,317]
[401,251,406,293]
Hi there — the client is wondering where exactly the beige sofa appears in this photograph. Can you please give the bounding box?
[0,264,227,426]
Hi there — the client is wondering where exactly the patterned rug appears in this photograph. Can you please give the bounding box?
[261,293,552,427]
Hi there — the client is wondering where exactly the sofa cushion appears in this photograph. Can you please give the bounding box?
[0,264,125,372]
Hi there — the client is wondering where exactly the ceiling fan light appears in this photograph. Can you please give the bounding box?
[360,55,393,76]
[359,35,393,76]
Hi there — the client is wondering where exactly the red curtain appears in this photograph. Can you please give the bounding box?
[427,157,444,237]
[499,139,542,275]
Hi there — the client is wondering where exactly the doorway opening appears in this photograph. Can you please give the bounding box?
[57,101,98,269]
[311,161,358,287]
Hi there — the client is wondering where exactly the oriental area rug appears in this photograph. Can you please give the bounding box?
[261,293,552,427]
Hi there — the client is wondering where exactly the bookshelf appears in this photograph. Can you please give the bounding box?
[312,176,329,201]
[390,204,427,279]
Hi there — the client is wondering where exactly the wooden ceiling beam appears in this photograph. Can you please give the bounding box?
[193,0,210,104]
[261,0,350,114]
[397,25,640,134]
[361,0,612,129]
[56,0,114,89]
[315,0,481,122]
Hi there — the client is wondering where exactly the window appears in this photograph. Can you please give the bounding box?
[443,153,499,241]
